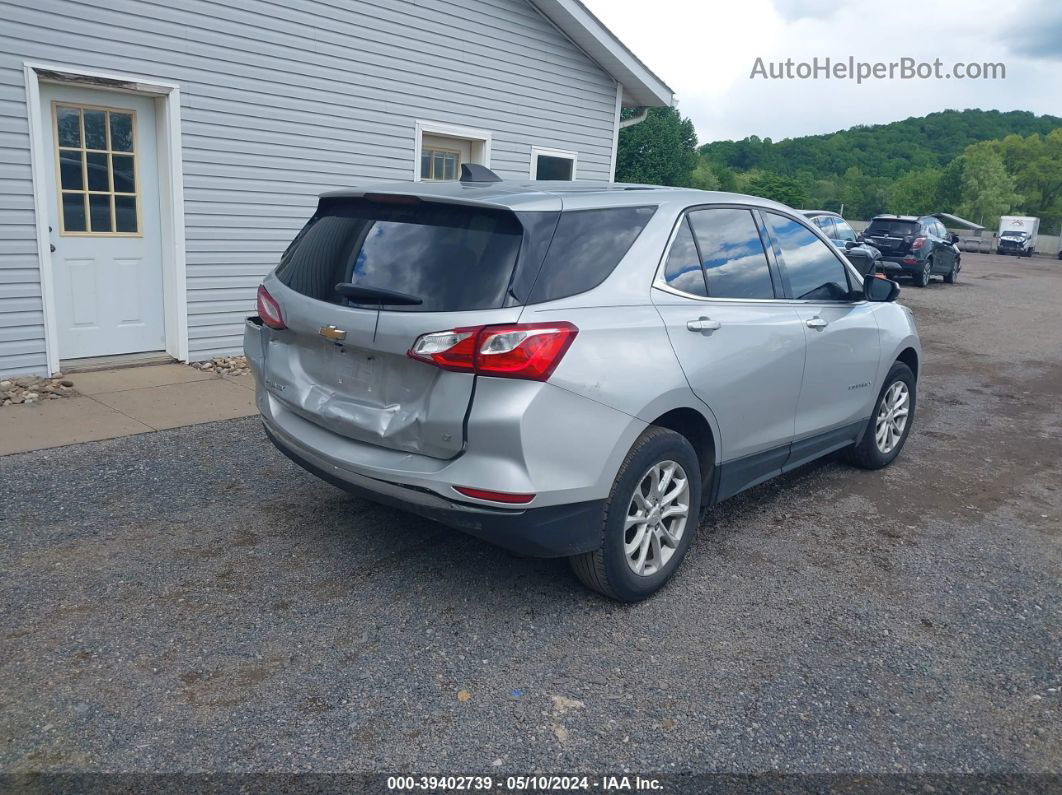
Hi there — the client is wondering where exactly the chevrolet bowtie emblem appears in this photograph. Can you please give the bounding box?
[319,325,347,342]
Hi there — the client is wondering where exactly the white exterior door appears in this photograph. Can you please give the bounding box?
[40,84,165,360]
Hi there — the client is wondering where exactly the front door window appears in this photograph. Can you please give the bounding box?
[54,103,140,235]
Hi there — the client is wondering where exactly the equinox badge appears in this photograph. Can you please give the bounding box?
[319,325,347,342]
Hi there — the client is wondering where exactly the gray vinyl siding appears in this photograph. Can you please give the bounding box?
[0,0,619,372]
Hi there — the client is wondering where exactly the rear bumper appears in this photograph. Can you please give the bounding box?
[244,315,640,557]
[880,257,922,275]
[262,421,604,558]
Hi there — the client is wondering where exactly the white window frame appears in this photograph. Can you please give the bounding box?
[24,61,188,373]
[530,146,578,180]
[412,120,491,182]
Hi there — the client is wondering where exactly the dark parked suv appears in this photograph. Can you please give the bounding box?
[862,215,960,287]
[802,210,881,276]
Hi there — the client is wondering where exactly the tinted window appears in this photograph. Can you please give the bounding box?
[528,206,655,303]
[866,219,918,236]
[687,208,775,299]
[662,218,707,296]
[275,199,523,312]
[535,155,574,180]
[766,213,852,301]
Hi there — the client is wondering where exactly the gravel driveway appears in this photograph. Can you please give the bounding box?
[1,253,1059,777]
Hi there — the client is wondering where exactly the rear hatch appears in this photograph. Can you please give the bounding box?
[261,196,535,460]
[864,219,920,257]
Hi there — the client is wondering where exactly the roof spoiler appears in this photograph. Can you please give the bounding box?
[460,163,502,183]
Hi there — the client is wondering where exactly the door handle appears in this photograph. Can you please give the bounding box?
[687,317,721,332]
[806,316,828,329]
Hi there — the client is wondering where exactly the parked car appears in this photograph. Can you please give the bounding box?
[862,214,961,287]
[996,215,1040,257]
[802,210,881,276]
[246,169,921,601]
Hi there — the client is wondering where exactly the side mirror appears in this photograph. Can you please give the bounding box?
[856,233,864,242]
[844,240,858,250]
[864,275,900,303]
[950,233,960,244]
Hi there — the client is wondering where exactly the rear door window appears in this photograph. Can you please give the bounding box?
[275,199,523,312]
[764,212,852,301]
[527,206,655,303]
[687,208,776,299]
[662,218,708,296]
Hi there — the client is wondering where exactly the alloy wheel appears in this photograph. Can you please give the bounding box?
[875,381,910,454]
[623,460,690,577]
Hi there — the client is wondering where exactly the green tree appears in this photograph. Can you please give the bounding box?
[689,155,720,190]
[615,107,698,187]
[956,144,1021,227]
[888,168,943,215]
[742,170,809,207]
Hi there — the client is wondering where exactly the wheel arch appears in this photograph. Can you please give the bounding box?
[646,405,717,507]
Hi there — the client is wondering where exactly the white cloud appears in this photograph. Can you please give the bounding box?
[584,0,1062,143]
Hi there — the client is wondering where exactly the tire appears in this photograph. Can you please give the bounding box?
[844,362,916,470]
[913,258,931,287]
[569,427,701,602]
[944,256,959,284]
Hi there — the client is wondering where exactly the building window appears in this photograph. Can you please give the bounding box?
[414,122,491,182]
[530,146,577,180]
[54,102,140,236]
[420,148,460,181]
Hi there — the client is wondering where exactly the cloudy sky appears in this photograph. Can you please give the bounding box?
[582,0,1062,144]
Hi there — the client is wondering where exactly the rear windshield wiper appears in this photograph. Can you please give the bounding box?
[334,283,423,306]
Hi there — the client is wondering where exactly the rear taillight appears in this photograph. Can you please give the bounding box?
[910,236,926,251]
[408,322,578,381]
[257,284,286,330]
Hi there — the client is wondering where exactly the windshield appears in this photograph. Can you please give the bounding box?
[1000,230,1027,237]
[866,220,918,236]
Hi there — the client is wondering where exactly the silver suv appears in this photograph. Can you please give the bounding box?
[245,170,920,601]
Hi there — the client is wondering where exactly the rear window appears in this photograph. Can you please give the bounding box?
[275,199,523,312]
[866,219,918,236]
[527,206,656,303]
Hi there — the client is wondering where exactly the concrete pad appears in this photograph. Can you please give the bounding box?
[0,397,154,455]
[222,372,256,391]
[69,364,214,395]
[90,378,256,430]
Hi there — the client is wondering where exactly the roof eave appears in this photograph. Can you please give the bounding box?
[528,0,674,107]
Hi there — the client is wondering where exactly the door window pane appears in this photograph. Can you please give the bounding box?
[83,110,107,149]
[109,112,133,151]
[687,208,775,299]
[663,218,707,296]
[535,154,574,180]
[54,103,140,236]
[89,194,112,233]
[115,196,138,233]
[59,151,84,190]
[62,193,87,232]
[112,154,135,193]
[86,151,110,191]
[765,213,852,301]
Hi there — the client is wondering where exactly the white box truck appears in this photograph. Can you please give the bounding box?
[996,216,1040,257]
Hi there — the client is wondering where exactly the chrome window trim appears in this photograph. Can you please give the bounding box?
[652,203,866,305]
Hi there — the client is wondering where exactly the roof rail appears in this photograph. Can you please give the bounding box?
[460,163,502,183]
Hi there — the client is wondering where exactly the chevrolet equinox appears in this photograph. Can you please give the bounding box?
[246,167,920,602]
